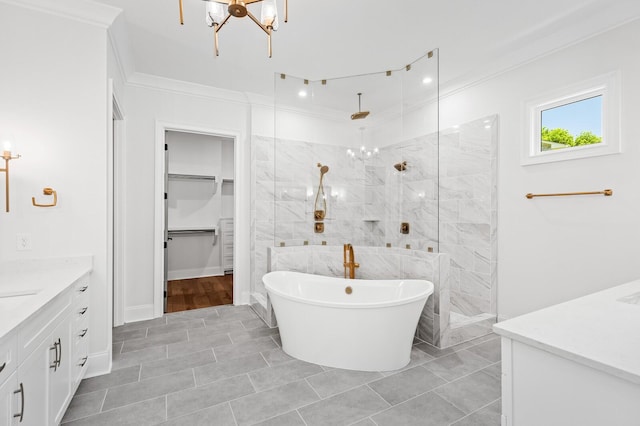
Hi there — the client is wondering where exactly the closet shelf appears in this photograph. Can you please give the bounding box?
[168,173,216,182]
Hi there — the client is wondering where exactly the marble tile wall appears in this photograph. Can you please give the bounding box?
[438,115,498,325]
[267,245,451,347]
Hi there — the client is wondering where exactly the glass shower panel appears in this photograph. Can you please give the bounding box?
[272,51,439,252]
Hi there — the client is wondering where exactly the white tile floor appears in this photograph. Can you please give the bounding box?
[62,305,501,425]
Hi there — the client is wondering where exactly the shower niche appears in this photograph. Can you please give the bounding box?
[250,50,499,348]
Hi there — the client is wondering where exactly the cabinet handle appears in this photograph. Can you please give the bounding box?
[50,342,59,371]
[57,338,62,368]
[79,307,88,315]
[79,328,88,337]
[0,362,5,373]
[78,285,88,292]
[78,357,88,367]
[13,382,24,422]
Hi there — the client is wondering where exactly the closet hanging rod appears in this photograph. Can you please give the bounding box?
[525,189,613,199]
[168,228,217,235]
[168,173,216,181]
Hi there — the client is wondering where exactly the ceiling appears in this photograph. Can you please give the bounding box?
[95,0,640,100]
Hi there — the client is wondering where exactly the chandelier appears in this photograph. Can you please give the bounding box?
[178,0,288,57]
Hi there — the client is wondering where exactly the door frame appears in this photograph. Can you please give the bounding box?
[153,121,249,318]
[108,79,126,327]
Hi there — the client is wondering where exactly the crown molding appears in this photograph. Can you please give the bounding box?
[0,0,121,28]
[127,72,251,105]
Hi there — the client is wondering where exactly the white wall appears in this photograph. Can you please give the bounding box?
[440,19,640,318]
[0,2,111,374]
[122,78,251,320]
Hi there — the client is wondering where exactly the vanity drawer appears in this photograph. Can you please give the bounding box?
[0,330,17,386]
[73,274,90,299]
[17,288,72,363]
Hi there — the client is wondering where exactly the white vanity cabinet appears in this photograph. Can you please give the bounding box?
[16,285,73,426]
[494,280,640,426]
[0,267,91,426]
[0,330,18,426]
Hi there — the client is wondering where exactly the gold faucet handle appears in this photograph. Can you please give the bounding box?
[353,262,360,268]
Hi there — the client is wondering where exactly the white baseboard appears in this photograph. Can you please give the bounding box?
[167,266,223,281]
[124,304,155,323]
[85,349,111,378]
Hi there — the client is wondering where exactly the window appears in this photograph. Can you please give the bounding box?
[522,72,620,165]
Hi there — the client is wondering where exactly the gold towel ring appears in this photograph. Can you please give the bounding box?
[32,187,57,207]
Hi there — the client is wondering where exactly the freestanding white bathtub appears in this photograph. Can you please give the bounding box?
[263,271,434,371]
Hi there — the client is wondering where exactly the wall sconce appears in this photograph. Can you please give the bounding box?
[0,140,21,212]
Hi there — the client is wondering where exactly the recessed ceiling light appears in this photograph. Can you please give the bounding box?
[298,90,307,98]
[484,124,491,129]
[422,76,433,85]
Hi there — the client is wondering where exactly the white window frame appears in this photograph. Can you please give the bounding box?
[522,72,620,165]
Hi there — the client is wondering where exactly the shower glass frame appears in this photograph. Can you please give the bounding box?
[271,50,440,252]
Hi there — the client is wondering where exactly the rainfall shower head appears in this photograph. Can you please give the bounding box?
[350,93,370,120]
[394,161,407,172]
[317,163,329,175]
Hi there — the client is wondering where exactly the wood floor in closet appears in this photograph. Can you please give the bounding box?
[166,274,233,313]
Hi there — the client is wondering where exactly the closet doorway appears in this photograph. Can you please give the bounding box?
[164,130,235,313]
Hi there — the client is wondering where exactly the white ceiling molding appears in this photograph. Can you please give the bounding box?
[0,0,121,28]
[126,72,250,105]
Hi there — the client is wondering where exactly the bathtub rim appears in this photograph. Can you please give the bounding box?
[263,270,434,310]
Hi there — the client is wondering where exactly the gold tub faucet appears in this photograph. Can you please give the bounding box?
[343,243,360,279]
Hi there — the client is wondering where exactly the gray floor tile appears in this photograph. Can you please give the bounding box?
[140,349,216,380]
[112,342,123,356]
[381,347,436,376]
[102,369,194,411]
[113,327,147,343]
[214,336,279,361]
[242,318,268,330]
[298,385,390,426]
[217,306,259,322]
[306,368,383,398]
[161,402,236,426]
[271,334,282,347]
[194,352,268,386]
[168,374,255,420]
[112,345,167,371]
[482,362,501,380]
[168,332,232,358]
[62,396,166,426]
[453,333,499,350]
[422,349,492,382]
[61,390,106,423]
[351,418,377,425]
[230,380,320,426]
[248,359,324,391]
[253,410,306,426]
[146,318,205,337]
[369,366,447,405]
[465,337,501,363]
[190,320,246,338]
[170,306,221,320]
[413,342,457,359]
[261,348,294,366]
[434,370,501,414]
[114,317,167,332]
[372,392,466,426]
[76,365,140,395]
[451,399,501,426]
[230,326,280,343]
[121,330,188,353]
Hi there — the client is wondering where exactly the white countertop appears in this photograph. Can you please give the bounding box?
[494,280,640,384]
[0,256,92,340]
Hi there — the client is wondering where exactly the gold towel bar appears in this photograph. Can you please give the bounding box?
[526,189,613,199]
